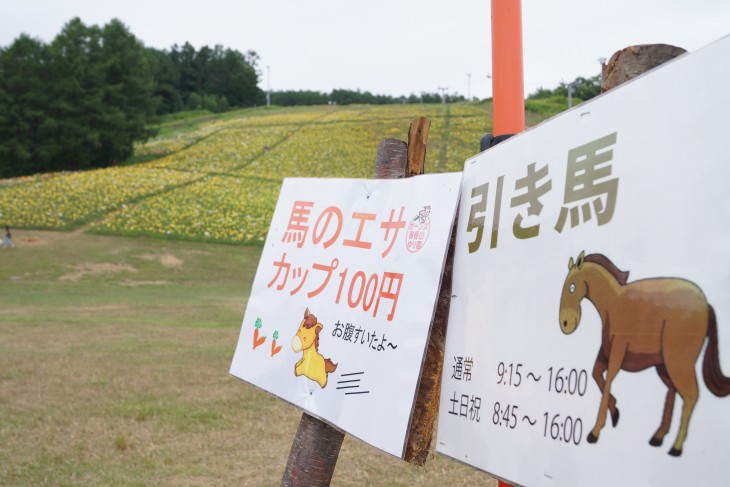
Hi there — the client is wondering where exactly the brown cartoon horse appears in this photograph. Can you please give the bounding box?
[291,308,337,388]
[559,251,730,456]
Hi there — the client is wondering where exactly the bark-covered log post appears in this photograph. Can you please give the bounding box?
[601,44,686,92]
[282,116,442,485]
[281,413,344,487]
[402,117,457,465]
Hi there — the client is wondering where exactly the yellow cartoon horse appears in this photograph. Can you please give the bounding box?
[559,251,730,456]
[291,308,337,388]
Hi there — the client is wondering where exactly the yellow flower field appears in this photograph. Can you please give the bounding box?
[228,103,477,181]
[93,175,280,243]
[232,118,415,180]
[232,106,334,126]
[133,122,226,158]
[0,103,499,242]
[146,125,300,174]
[321,104,443,123]
[446,104,492,171]
[0,167,200,229]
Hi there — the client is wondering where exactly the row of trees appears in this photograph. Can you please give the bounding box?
[148,43,262,114]
[527,75,602,101]
[523,75,601,117]
[270,89,465,106]
[0,18,263,177]
[0,18,156,176]
[270,77,601,108]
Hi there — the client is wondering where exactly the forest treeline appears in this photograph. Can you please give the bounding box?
[271,89,465,106]
[524,75,602,116]
[0,17,263,177]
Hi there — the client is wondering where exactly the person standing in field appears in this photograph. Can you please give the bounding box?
[2,225,13,248]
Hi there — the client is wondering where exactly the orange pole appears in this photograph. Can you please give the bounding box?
[493,5,522,487]
[491,0,525,135]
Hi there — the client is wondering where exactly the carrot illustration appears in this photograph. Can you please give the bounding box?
[271,330,282,356]
[253,318,265,349]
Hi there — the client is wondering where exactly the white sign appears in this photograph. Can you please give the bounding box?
[437,36,730,486]
[231,174,461,457]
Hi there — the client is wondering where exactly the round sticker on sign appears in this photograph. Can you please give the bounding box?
[406,206,431,253]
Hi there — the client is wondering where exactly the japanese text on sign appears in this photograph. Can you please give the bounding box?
[268,202,413,320]
[467,133,619,252]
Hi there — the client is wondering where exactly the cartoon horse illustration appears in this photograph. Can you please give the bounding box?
[559,251,730,456]
[291,308,337,388]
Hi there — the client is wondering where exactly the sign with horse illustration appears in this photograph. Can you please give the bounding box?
[437,36,730,486]
[230,174,461,457]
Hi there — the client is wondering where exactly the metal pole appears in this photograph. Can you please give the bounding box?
[266,65,271,107]
[568,82,573,108]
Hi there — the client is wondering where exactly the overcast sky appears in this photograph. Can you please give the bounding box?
[2,0,728,99]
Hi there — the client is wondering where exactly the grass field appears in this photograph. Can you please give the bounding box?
[0,229,495,486]
[0,102,554,485]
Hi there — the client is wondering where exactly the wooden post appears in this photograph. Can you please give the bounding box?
[602,44,686,92]
[400,116,455,466]
[374,139,409,179]
[281,413,344,487]
[282,117,436,485]
[372,116,449,466]
[366,117,458,466]
[406,117,430,177]
[404,214,455,464]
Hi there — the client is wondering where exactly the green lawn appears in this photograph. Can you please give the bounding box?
[0,229,495,486]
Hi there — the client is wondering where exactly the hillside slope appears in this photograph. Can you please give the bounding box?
[0,102,548,244]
